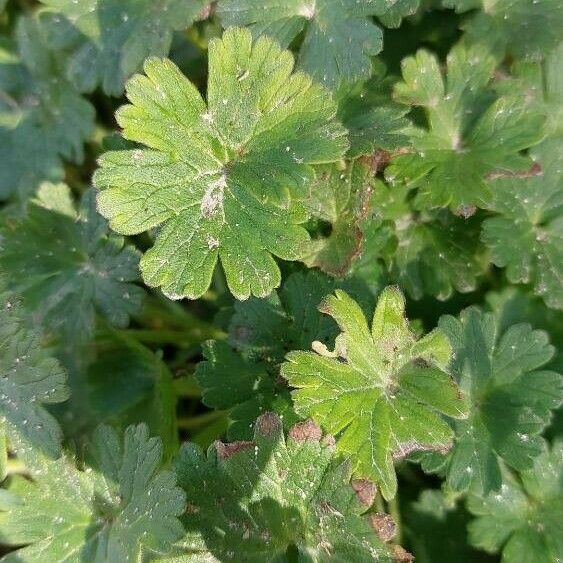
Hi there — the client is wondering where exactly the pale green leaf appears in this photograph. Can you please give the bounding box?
[282,286,468,499]
[95,28,347,300]
[0,424,186,563]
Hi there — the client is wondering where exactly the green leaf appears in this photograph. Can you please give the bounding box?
[281,286,468,499]
[486,287,563,372]
[0,424,186,562]
[38,0,208,96]
[494,42,563,138]
[95,28,348,300]
[302,160,374,276]
[0,183,144,344]
[446,0,563,61]
[337,61,412,157]
[387,43,545,212]
[405,489,493,563]
[352,182,488,300]
[433,307,563,494]
[54,333,178,460]
[196,271,339,439]
[170,412,403,562]
[217,0,385,90]
[467,441,563,563]
[482,140,563,310]
[0,295,69,470]
[0,15,94,201]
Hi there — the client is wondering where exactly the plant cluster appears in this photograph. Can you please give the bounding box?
[0,1,561,562]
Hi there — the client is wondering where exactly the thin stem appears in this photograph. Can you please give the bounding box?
[177,409,226,430]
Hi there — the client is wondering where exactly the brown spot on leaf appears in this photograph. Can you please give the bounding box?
[322,434,336,448]
[360,150,392,174]
[289,419,322,443]
[454,204,477,218]
[369,513,396,542]
[255,412,282,436]
[392,545,414,562]
[392,439,453,461]
[485,162,542,181]
[215,440,253,460]
[351,479,376,507]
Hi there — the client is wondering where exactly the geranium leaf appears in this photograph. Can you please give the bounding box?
[95,28,348,300]
[38,0,209,96]
[217,0,386,90]
[0,295,69,476]
[0,424,186,562]
[467,441,563,563]
[482,140,563,310]
[387,43,545,213]
[0,183,144,344]
[281,286,468,499]
[427,307,563,494]
[170,412,407,561]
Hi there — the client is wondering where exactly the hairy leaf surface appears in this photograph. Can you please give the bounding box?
[0,425,185,562]
[282,286,468,499]
[0,183,143,343]
[171,412,402,562]
[95,27,348,300]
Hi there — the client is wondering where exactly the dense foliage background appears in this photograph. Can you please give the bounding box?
[0,0,561,561]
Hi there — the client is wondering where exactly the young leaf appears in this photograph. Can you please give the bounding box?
[0,424,186,562]
[38,0,209,96]
[467,441,563,563]
[433,307,563,494]
[95,27,348,300]
[217,0,385,90]
[281,286,468,499]
[0,183,144,344]
[196,271,339,438]
[482,140,563,310]
[302,160,374,276]
[445,0,563,61]
[171,412,405,562]
[387,44,545,212]
[0,15,94,201]
[0,295,69,473]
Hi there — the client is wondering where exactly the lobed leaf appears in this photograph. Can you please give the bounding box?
[95,28,348,300]
[282,286,468,499]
